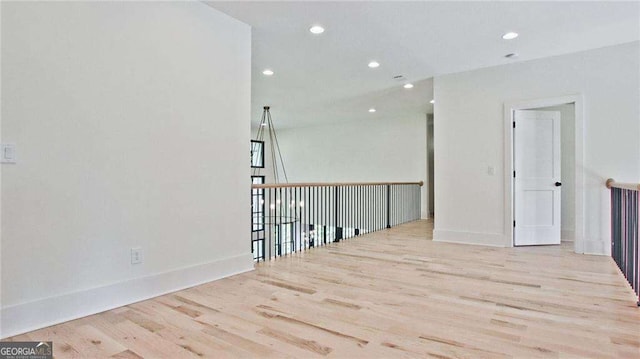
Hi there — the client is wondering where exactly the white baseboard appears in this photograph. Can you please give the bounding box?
[433,229,506,247]
[1,253,254,339]
[561,229,576,242]
[583,239,609,256]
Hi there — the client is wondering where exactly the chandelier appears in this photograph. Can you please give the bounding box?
[252,106,288,183]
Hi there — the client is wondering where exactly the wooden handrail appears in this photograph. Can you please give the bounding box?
[252,181,424,189]
[606,178,640,191]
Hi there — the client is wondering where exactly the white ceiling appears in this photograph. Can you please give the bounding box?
[206,1,640,129]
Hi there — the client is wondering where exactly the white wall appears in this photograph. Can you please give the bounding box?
[276,116,429,218]
[1,1,252,338]
[433,42,640,253]
[537,104,575,241]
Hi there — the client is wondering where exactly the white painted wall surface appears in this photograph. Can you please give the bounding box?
[276,116,428,218]
[1,1,252,338]
[434,42,640,253]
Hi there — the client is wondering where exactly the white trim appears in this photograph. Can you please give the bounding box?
[433,229,505,247]
[583,238,607,255]
[504,94,585,253]
[561,229,576,242]
[1,253,254,339]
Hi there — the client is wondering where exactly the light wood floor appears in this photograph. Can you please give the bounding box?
[7,220,640,358]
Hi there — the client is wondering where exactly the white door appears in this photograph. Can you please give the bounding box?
[514,110,561,246]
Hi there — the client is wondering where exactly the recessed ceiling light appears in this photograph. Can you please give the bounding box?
[262,69,274,76]
[403,83,414,89]
[368,61,380,68]
[430,99,435,104]
[309,25,325,34]
[369,108,376,113]
[502,32,518,40]
[504,53,518,59]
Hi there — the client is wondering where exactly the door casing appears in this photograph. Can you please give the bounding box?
[503,94,584,253]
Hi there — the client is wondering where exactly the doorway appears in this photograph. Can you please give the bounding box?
[504,95,584,251]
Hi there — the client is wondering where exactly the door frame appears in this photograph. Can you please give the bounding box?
[503,94,584,253]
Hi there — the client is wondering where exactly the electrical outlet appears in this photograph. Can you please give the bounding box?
[131,247,143,265]
[1,144,16,164]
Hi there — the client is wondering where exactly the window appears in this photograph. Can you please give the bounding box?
[251,140,264,168]
[251,175,266,261]
[251,176,265,232]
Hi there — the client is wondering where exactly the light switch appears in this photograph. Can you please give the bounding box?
[1,144,16,164]
[487,165,495,176]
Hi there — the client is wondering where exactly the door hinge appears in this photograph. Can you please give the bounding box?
[513,220,516,227]
[512,121,516,128]
[513,171,516,178]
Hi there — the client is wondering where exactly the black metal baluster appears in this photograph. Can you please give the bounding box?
[414,185,417,221]
[375,185,378,231]
[319,185,322,245]
[268,188,271,260]
[304,186,308,250]
[312,185,315,248]
[381,185,384,229]
[372,185,375,231]
[277,187,281,257]
[343,185,347,239]
[306,186,308,249]
[386,184,391,228]
[415,185,418,220]
[285,187,289,255]
[354,185,357,237]
[334,186,339,242]
[412,185,415,221]
[409,185,412,222]
[362,185,365,234]
[365,185,368,233]
[402,185,405,224]
[316,187,322,245]
[410,185,413,221]
[359,185,363,235]
[323,186,327,245]
[297,186,301,253]
[368,185,371,233]
[391,185,394,226]
[352,185,356,237]
[378,185,386,229]
[284,187,288,255]
[349,186,352,237]
[377,185,381,230]
[314,186,318,248]
[295,186,299,253]
[403,185,406,223]
[418,185,421,220]
[369,185,372,233]
[342,185,345,239]
[397,185,400,225]
[356,186,360,236]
